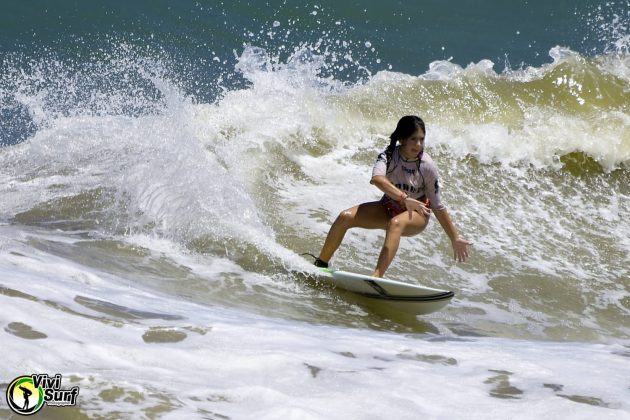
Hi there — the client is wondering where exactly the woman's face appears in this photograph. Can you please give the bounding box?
[400,128,425,159]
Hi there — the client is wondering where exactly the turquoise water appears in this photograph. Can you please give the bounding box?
[1,2,629,419]
[0,1,611,71]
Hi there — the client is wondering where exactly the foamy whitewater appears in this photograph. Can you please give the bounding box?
[1,2,630,419]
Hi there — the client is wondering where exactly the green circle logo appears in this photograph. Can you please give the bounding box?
[6,376,44,416]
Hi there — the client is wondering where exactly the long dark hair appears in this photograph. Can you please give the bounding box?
[386,115,426,159]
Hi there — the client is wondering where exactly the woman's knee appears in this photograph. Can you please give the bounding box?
[387,213,428,236]
[334,208,356,227]
[402,215,429,236]
[386,216,403,234]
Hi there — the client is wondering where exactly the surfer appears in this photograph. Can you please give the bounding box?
[19,386,32,410]
[314,115,472,277]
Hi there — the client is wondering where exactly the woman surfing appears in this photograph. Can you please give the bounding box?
[313,115,472,277]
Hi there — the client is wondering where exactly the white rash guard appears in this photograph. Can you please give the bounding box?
[371,146,446,211]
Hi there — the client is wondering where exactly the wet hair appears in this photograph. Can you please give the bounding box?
[386,115,426,160]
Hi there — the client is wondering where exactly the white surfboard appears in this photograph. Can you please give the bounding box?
[315,267,454,315]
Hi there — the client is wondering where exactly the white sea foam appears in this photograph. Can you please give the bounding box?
[1,238,629,418]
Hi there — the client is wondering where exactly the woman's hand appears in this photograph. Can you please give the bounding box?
[403,197,431,217]
[452,237,472,262]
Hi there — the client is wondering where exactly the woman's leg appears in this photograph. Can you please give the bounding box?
[371,211,429,277]
[318,201,389,263]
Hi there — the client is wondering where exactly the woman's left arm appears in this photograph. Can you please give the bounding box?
[433,208,472,262]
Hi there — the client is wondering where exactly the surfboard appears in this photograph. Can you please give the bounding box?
[314,267,454,315]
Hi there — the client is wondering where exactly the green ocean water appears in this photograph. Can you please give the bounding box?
[1,0,627,145]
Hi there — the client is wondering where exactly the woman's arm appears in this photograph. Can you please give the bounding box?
[371,175,431,216]
[433,208,472,262]
[370,175,406,202]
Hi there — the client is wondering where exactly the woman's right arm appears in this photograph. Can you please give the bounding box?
[370,175,406,202]
[370,150,427,214]
[371,176,430,215]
